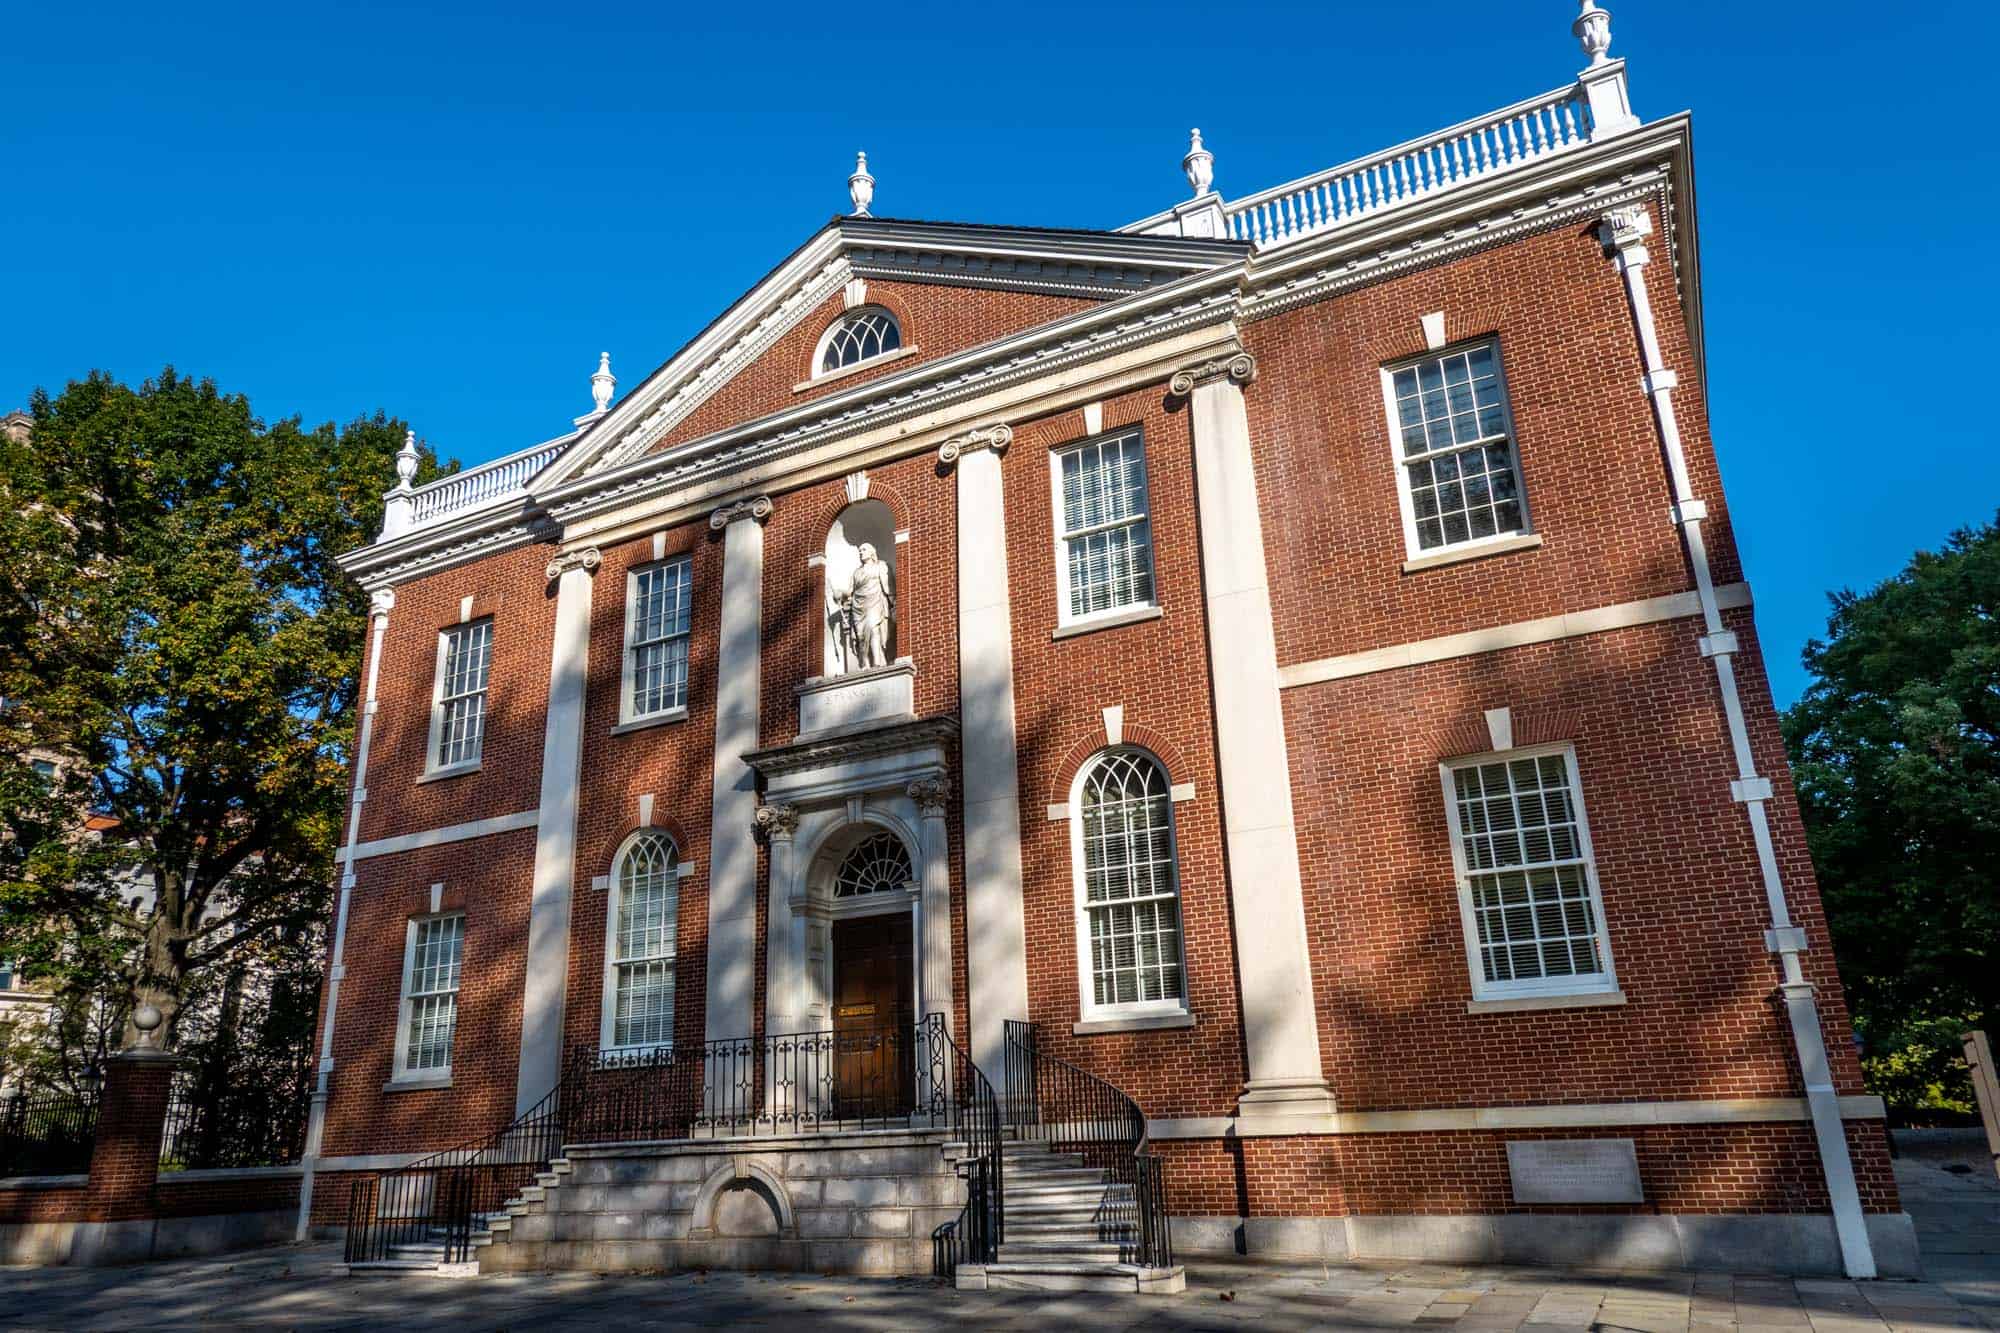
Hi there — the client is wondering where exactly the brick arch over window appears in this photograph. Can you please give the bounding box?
[800,291,914,382]
[806,475,914,536]
[599,812,695,866]
[1425,702,1590,760]
[1047,722,1192,807]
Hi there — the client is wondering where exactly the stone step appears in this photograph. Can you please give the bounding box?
[958,1262,1185,1295]
[1003,1224,1133,1243]
[999,1241,1132,1263]
[1006,1184,1118,1205]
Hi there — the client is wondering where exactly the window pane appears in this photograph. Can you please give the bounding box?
[629,557,693,716]
[1059,433,1155,619]
[1451,753,1605,990]
[1392,342,1525,551]
[436,621,492,768]
[404,916,464,1072]
[612,835,678,1047]
[1080,752,1184,1007]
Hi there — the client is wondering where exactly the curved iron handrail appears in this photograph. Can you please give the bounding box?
[1002,1018,1172,1269]
[928,1023,1004,1281]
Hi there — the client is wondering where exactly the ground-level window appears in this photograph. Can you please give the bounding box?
[1440,744,1616,1000]
[603,832,679,1050]
[396,914,464,1079]
[1383,339,1529,557]
[1070,748,1186,1016]
[429,619,493,772]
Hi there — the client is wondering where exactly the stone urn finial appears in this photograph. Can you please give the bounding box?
[393,429,419,489]
[849,152,875,217]
[590,351,616,415]
[1574,0,1613,66]
[1183,128,1215,197]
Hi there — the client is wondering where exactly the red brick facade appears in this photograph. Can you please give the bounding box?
[312,153,1896,1260]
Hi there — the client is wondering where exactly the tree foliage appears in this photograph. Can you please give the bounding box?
[0,369,449,1051]
[1782,514,2000,1119]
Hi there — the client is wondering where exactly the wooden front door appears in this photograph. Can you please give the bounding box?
[830,913,914,1118]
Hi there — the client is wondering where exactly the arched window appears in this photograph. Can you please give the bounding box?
[603,832,679,1049]
[834,830,914,898]
[815,307,901,376]
[1071,749,1186,1014]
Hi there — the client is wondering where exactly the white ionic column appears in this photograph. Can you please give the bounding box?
[940,425,1029,1085]
[705,496,771,1050]
[1174,354,1336,1123]
[909,777,955,1032]
[516,546,600,1114]
[756,803,799,1120]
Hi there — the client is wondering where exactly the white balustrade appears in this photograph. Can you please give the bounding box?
[406,438,570,527]
[1222,85,1595,251]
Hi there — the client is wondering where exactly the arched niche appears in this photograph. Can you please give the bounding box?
[822,498,897,675]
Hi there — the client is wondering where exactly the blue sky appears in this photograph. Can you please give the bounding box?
[4,1,1993,703]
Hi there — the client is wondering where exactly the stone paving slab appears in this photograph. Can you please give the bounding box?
[0,1242,1994,1330]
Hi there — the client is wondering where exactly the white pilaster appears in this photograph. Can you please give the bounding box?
[757,803,800,1038]
[515,546,600,1113]
[706,496,771,1049]
[1175,354,1337,1123]
[942,425,1030,1085]
[910,778,955,1032]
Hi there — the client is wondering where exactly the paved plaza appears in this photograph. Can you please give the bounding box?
[0,1154,1990,1331]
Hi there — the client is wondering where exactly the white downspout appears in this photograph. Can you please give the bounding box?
[1598,204,1875,1278]
[294,587,394,1242]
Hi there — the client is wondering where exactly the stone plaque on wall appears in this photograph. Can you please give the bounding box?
[1505,1138,1643,1204]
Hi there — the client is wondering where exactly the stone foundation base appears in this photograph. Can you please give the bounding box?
[1171,1212,1921,1278]
[0,1209,296,1266]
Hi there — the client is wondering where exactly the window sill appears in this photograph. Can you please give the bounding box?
[383,1074,453,1092]
[610,708,689,736]
[794,345,920,393]
[1052,604,1163,641]
[1465,988,1625,1015]
[1401,531,1543,574]
[415,761,481,785]
[1072,1010,1195,1036]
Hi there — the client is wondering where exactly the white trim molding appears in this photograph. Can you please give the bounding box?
[1278,583,1753,689]
[333,810,539,864]
[1146,1094,1889,1141]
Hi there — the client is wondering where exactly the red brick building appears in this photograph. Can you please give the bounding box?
[302,7,1913,1284]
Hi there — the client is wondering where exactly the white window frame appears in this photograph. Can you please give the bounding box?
[1068,747,1191,1023]
[392,913,464,1083]
[811,306,903,379]
[618,555,694,725]
[1049,427,1158,630]
[599,832,682,1054]
[1438,741,1618,1002]
[425,618,492,777]
[1379,337,1532,561]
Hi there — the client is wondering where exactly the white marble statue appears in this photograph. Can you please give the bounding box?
[830,541,894,673]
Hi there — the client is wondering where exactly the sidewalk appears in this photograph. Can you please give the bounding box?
[0,1241,1993,1331]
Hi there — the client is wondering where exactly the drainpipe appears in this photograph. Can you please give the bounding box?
[1597,204,1875,1278]
[294,587,394,1242]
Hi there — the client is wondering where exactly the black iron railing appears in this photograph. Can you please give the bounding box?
[159,1061,311,1171]
[927,1023,1002,1282]
[1002,1018,1172,1269]
[0,1090,98,1178]
[343,1046,582,1266]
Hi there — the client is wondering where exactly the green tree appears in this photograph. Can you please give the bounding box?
[0,369,450,1051]
[1782,514,2000,1118]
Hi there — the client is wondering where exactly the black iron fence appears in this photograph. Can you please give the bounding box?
[0,1090,98,1178]
[344,1014,1003,1269]
[158,1061,311,1172]
[1002,1018,1172,1269]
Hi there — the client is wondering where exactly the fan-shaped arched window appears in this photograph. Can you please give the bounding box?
[1071,749,1186,1014]
[834,830,914,898]
[603,832,679,1049]
[816,307,901,376]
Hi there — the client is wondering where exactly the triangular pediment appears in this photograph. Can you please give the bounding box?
[536,217,1245,487]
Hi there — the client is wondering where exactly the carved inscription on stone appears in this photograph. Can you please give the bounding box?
[1505,1138,1643,1204]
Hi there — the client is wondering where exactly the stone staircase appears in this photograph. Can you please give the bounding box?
[344,1159,573,1276]
[953,1139,1184,1294]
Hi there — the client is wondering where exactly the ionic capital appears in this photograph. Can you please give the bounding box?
[1168,352,1256,398]
[754,803,800,842]
[906,776,952,819]
[544,546,602,581]
[936,424,1012,468]
[1597,204,1653,265]
[367,588,396,620]
[709,494,774,530]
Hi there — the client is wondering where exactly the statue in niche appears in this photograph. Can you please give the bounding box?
[831,541,895,673]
